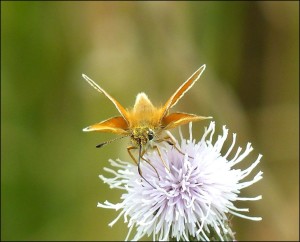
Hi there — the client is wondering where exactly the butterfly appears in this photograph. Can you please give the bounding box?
[82,64,211,187]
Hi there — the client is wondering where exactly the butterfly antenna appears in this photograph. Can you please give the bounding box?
[96,135,129,148]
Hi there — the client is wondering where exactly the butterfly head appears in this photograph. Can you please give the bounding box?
[131,126,156,147]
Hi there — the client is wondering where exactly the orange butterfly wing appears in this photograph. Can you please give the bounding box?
[160,64,207,120]
[159,65,211,129]
[83,116,129,134]
[82,74,130,123]
[162,112,211,130]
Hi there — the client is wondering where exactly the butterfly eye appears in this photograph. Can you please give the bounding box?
[148,130,154,141]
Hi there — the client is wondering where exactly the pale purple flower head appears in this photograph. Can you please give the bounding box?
[98,121,263,241]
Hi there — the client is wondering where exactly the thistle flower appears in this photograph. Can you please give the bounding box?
[98,121,263,241]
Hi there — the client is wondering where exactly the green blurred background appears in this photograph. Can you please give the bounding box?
[1,1,299,241]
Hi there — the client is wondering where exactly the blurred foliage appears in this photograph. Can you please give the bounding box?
[1,1,299,241]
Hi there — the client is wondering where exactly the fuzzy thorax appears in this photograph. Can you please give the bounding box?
[128,93,162,146]
[128,93,164,129]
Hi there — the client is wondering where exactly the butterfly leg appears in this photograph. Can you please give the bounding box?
[141,154,161,180]
[127,146,160,179]
[152,145,170,172]
[127,146,158,188]
[127,145,138,165]
[157,134,194,159]
[155,136,183,154]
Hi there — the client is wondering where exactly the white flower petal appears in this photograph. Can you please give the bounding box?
[97,121,263,241]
